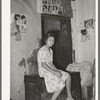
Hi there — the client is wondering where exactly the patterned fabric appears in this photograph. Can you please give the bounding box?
[37,45,68,93]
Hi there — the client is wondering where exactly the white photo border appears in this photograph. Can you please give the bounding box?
[2,0,98,100]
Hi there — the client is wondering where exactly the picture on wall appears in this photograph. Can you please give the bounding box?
[11,13,27,41]
[84,19,94,29]
[81,29,90,42]
[38,0,63,15]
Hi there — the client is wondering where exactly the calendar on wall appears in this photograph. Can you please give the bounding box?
[37,0,63,16]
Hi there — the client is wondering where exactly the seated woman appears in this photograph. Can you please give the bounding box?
[37,32,74,100]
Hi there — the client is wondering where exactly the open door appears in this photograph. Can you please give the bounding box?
[41,14,72,70]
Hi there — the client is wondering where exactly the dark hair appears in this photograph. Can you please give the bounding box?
[43,30,58,45]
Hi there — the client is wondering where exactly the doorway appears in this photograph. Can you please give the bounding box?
[41,14,73,70]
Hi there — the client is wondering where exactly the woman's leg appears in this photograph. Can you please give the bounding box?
[66,73,74,100]
[51,88,64,100]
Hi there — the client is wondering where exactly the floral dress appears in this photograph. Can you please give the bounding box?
[37,45,68,93]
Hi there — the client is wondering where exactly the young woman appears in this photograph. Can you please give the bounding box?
[37,32,74,100]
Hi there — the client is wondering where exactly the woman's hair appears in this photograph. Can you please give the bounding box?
[43,30,58,45]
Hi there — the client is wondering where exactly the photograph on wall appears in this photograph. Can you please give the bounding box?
[84,19,94,29]
[39,0,63,15]
[11,14,21,41]
[11,13,27,41]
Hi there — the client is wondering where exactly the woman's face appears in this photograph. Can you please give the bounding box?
[46,36,55,47]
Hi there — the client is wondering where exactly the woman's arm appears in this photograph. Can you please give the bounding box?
[49,62,59,71]
[42,62,62,77]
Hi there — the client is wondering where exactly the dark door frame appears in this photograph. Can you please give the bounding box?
[41,14,73,70]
